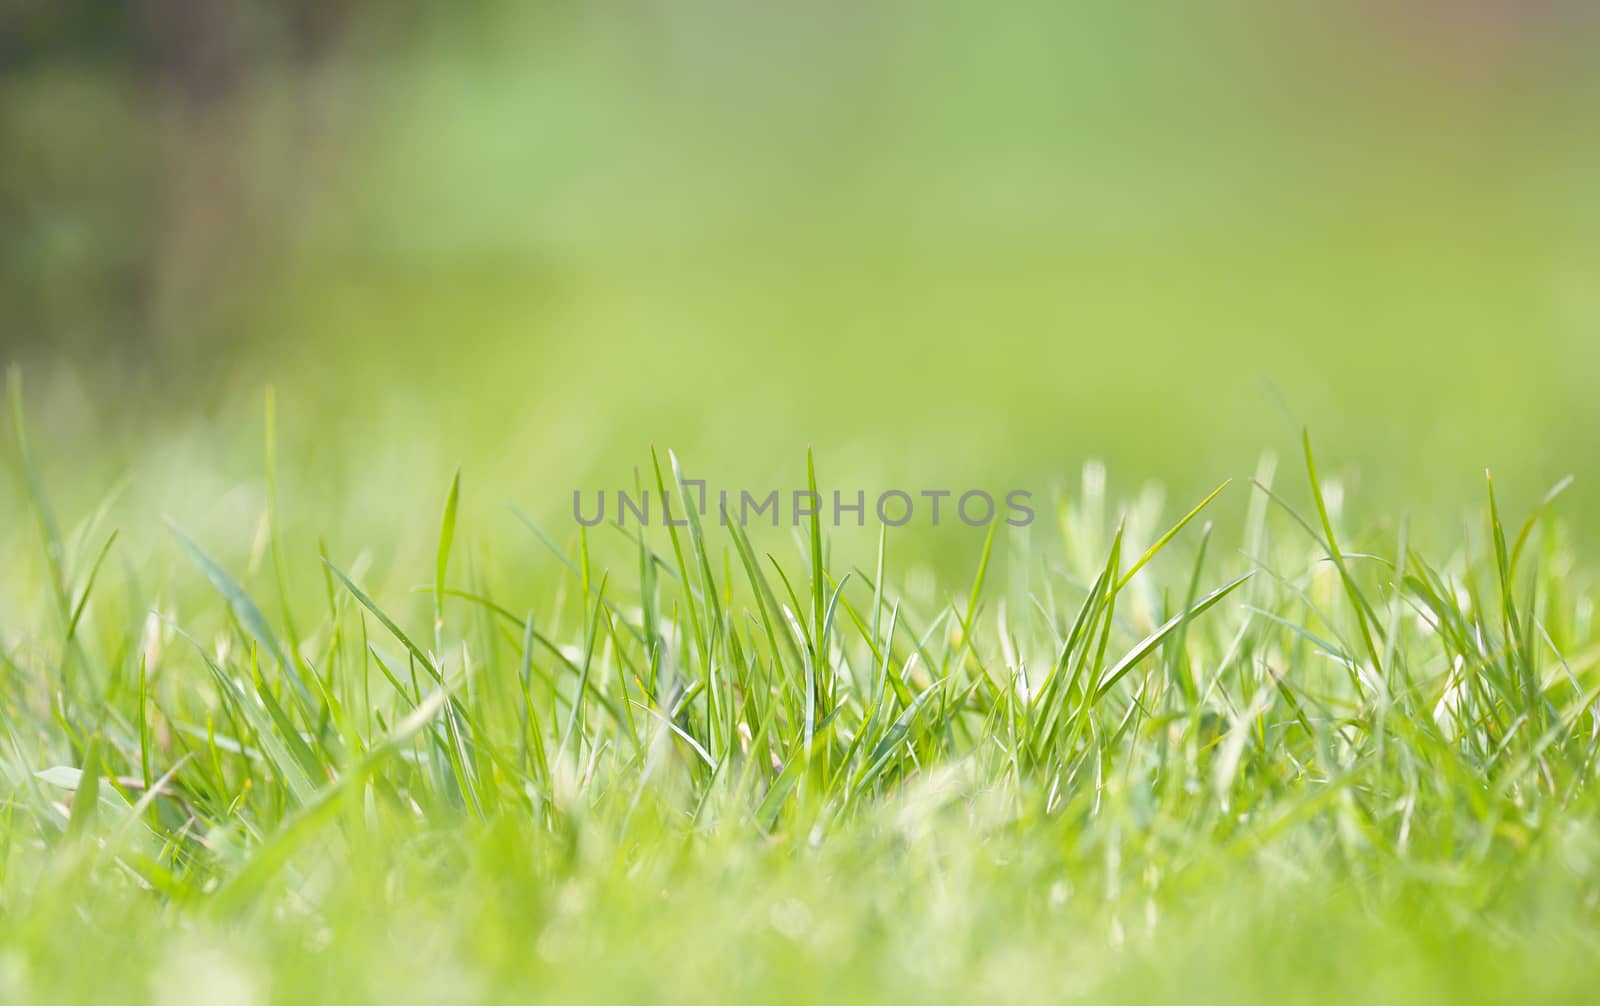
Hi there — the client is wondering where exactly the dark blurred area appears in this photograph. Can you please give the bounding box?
[1,0,385,369]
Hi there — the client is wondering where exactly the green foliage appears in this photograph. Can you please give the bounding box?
[2,383,1598,1003]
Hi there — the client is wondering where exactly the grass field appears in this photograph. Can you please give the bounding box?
[4,365,1599,1004]
[7,4,1600,1002]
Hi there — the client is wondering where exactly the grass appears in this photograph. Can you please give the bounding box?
[3,376,1600,1005]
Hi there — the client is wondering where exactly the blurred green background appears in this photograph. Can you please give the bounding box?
[4,0,1599,562]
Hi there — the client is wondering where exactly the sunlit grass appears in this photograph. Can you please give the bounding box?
[2,372,1598,1003]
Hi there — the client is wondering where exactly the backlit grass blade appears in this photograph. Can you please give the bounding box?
[1094,572,1254,699]
[168,518,314,715]
[1301,431,1383,675]
[1116,479,1230,591]
[435,468,462,651]
[64,529,118,641]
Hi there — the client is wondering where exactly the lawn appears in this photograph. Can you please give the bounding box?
[3,367,1598,1003]
[5,4,1600,1002]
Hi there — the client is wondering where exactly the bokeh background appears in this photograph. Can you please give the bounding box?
[4,0,1599,568]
